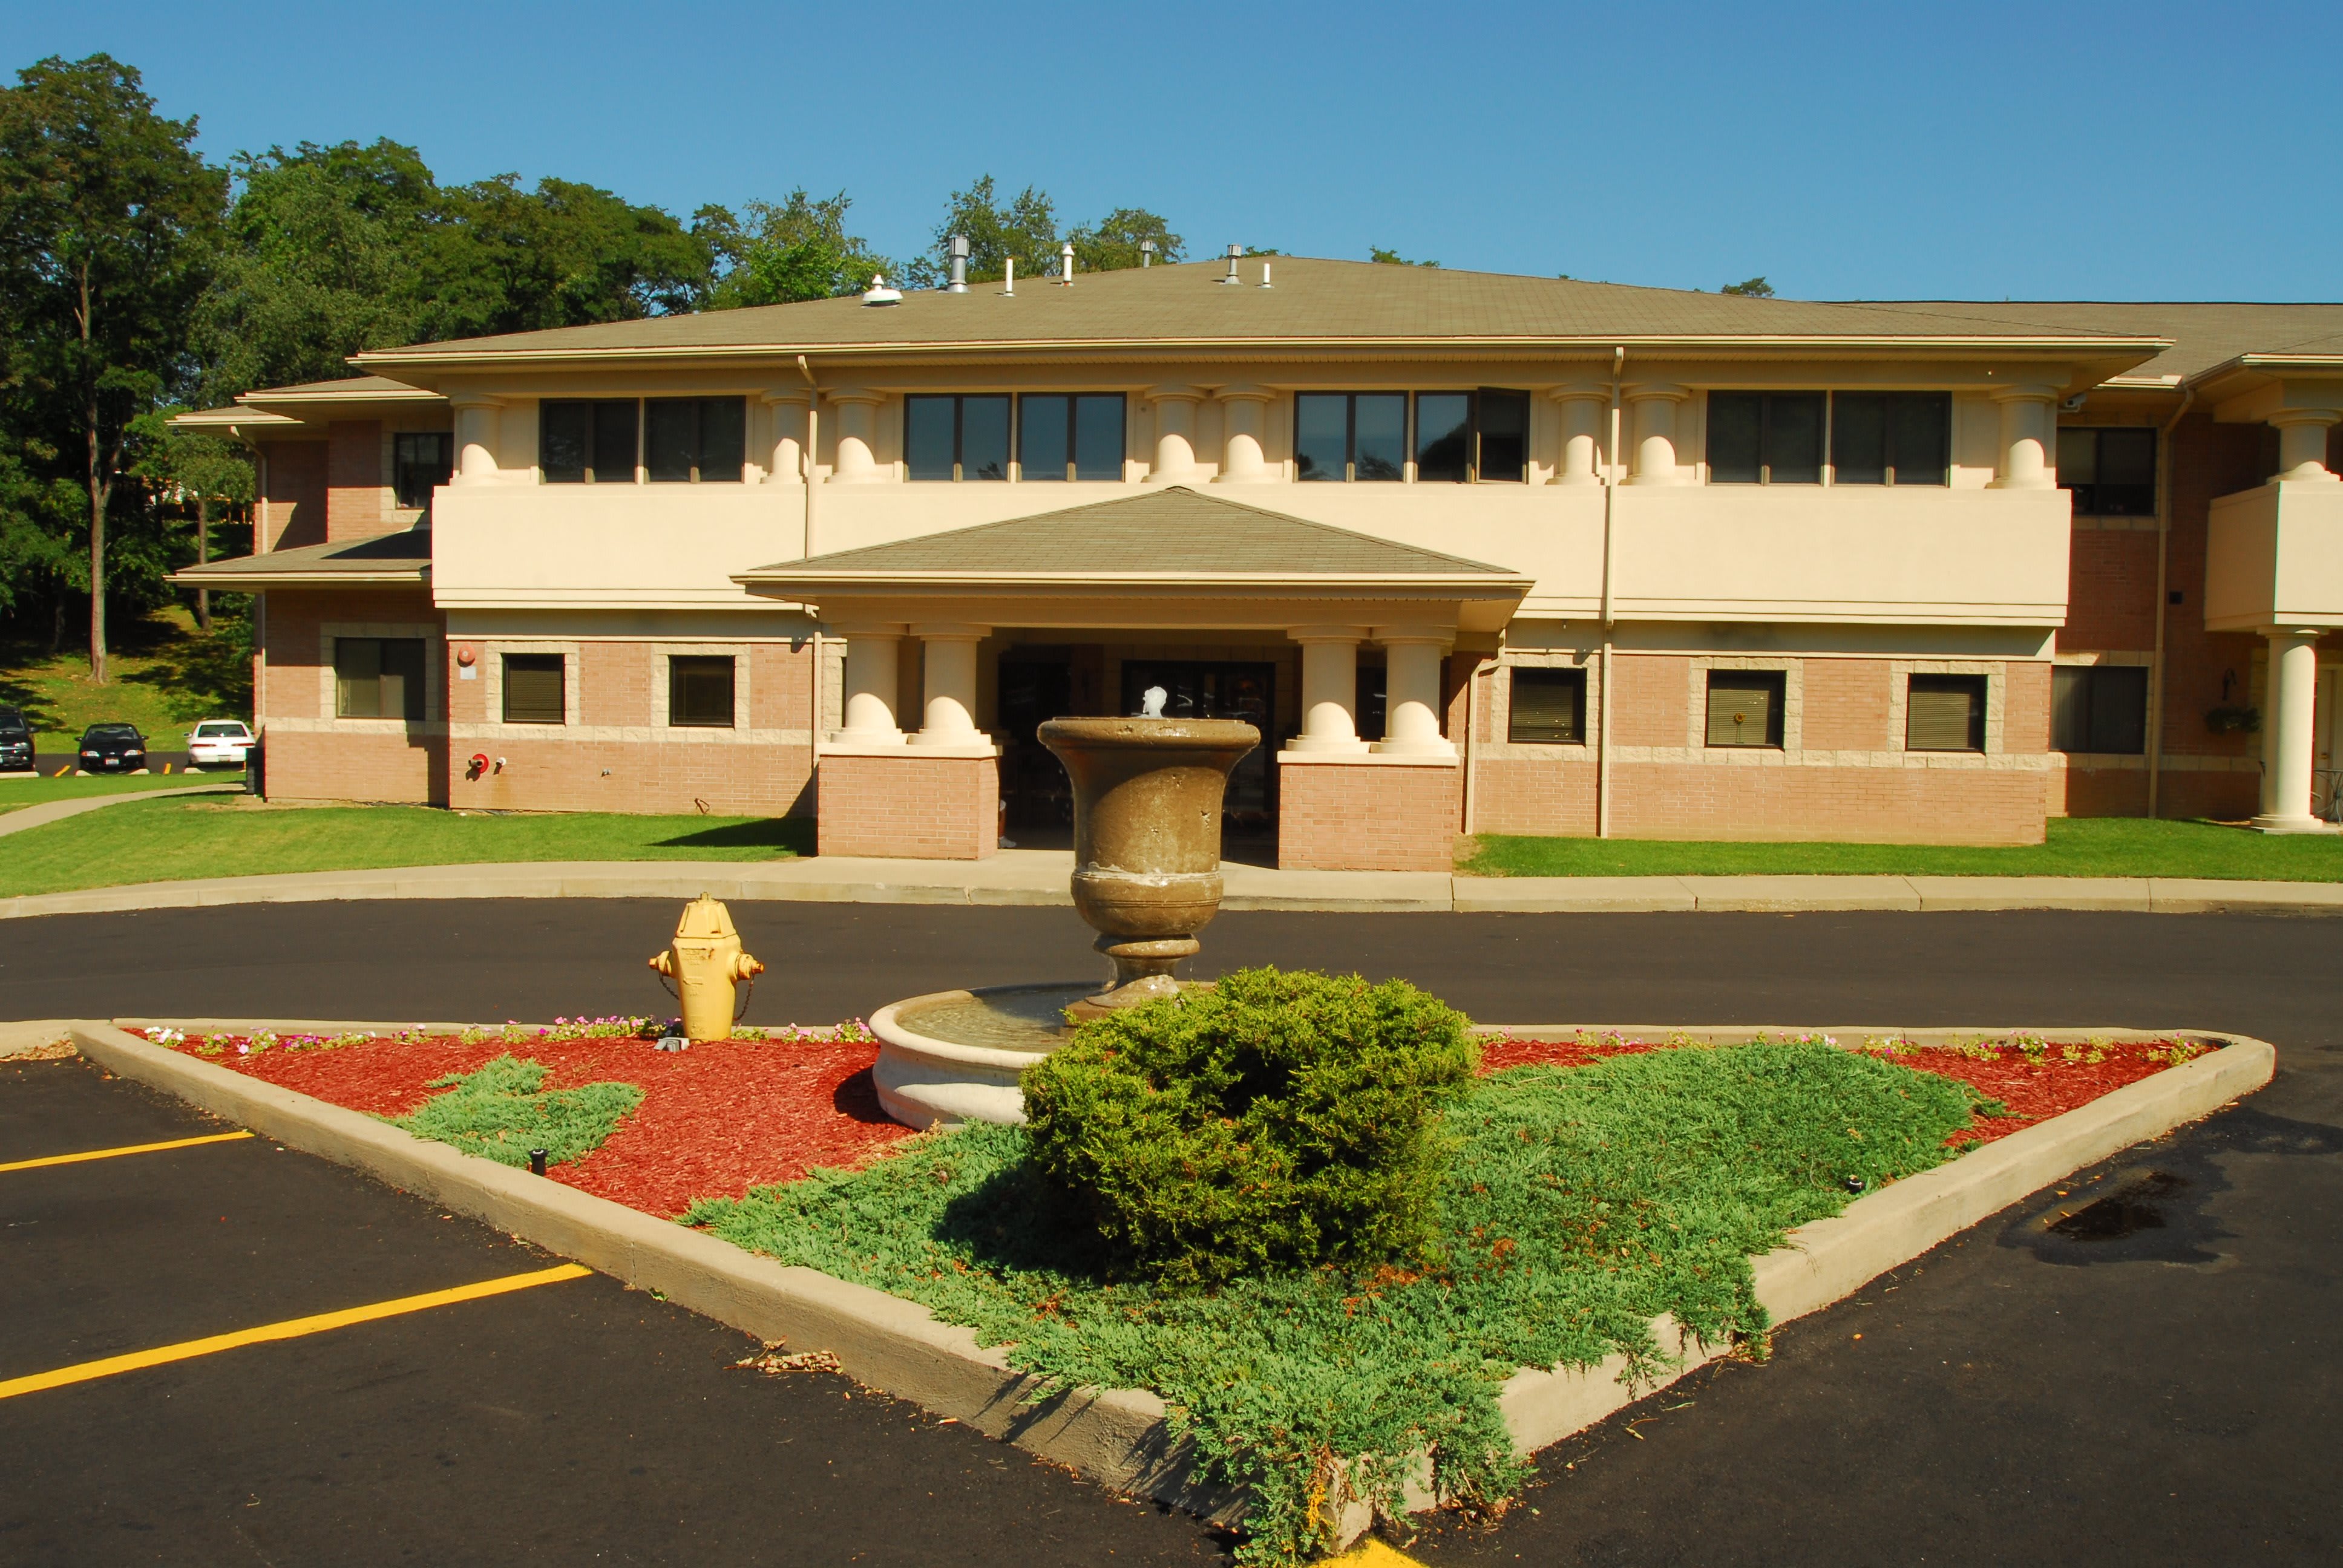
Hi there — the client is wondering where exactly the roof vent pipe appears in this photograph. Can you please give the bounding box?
[1259,262,1273,289]
[1058,241,1076,285]
[1003,257,1015,296]
[1140,238,1156,267]
[946,234,969,293]
[1220,243,1242,284]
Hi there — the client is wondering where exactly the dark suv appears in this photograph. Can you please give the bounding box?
[77,724,146,773]
[0,708,29,773]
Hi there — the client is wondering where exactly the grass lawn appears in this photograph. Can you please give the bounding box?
[1460,815,2343,882]
[1,605,251,754]
[0,769,247,816]
[0,797,810,897]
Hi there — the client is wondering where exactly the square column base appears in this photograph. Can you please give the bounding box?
[2249,813,2340,835]
[1277,753,1461,871]
[818,749,1000,860]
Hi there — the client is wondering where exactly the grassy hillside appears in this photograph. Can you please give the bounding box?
[0,605,251,754]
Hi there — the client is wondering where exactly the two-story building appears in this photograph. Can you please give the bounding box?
[174,258,2343,869]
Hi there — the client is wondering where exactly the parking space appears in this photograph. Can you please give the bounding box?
[0,1054,1225,1566]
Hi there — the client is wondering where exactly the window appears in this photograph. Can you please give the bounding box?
[1015,393,1126,481]
[1832,393,1949,486]
[1412,390,1530,483]
[392,433,453,511]
[1705,671,1785,748]
[1295,393,1407,481]
[540,400,640,484]
[669,656,735,728]
[502,653,566,724]
[1907,674,1987,752]
[643,397,745,483]
[1708,393,1824,484]
[2059,428,2156,517]
[1509,668,1587,743]
[335,638,425,720]
[905,394,1010,480]
[2053,665,2148,754]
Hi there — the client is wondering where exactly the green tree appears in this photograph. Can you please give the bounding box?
[415,174,712,339]
[696,189,893,308]
[1067,207,1183,273]
[1370,246,1438,267]
[913,174,1061,286]
[1721,276,1775,297]
[131,410,252,630]
[0,54,226,682]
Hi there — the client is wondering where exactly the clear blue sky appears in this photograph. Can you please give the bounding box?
[7,0,2337,302]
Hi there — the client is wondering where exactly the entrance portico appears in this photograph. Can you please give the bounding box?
[736,488,1527,868]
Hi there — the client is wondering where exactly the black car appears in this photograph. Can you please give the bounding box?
[0,707,30,773]
[77,724,147,773]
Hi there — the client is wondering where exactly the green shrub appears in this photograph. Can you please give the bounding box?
[393,1054,643,1168]
[1020,966,1478,1287]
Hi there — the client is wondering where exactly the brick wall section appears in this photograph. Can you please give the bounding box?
[1472,751,1596,836]
[1800,658,1892,751]
[264,728,445,805]
[1611,654,1691,746]
[2063,529,2159,650]
[1609,762,2045,844]
[260,589,442,723]
[258,440,327,550]
[817,752,998,859]
[2149,414,2269,817]
[326,420,384,541]
[1278,760,1461,871]
[255,588,445,805]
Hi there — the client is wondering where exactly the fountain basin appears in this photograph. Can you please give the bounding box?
[869,982,1092,1128]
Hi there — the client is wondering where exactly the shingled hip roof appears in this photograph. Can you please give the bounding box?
[167,528,433,590]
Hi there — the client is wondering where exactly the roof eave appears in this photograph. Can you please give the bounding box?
[165,568,429,589]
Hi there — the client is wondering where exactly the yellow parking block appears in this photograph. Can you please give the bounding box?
[0,1129,255,1174]
[0,1263,594,1400]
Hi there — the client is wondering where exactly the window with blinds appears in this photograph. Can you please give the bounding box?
[502,653,566,725]
[2052,665,2148,753]
[669,656,735,728]
[334,638,425,720]
[1508,668,1587,743]
[1907,674,1987,752]
[1706,671,1786,748]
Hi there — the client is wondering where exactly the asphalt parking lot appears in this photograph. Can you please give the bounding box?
[2,901,2338,1564]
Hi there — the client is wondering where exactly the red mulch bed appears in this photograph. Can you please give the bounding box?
[151,1025,2207,1220]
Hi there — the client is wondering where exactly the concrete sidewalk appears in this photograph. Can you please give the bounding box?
[0,783,244,841]
[4,847,2341,920]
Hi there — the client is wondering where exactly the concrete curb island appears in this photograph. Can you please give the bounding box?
[44,1016,2274,1549]
[4,849,2342,920]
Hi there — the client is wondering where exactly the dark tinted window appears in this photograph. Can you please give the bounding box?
[542,400,639,483]
[2059,427,2156,515]
[1354,394,1406,480]
[2052,665,2148,753]
[1073,395,1124,480]
[1476,390,1530,482]
[503,654,565,724]
[393,432,453,510]
[592,401,638,480]
[1509,667,1587,743]
[669,656,735,728]
[644,398,744,483]
[1706,671,1786,748]
[962,396,1009,480]
[1414,393,1471,482]
[1832,393,1948,485]
[335,638,426,720]
[1708,393,1763,483]
[908,395,1011,481]
[1709,392,1822,483]
[1294,394,1347,481]
[1015,393,1124,481]
[1907,673,1986,752]
[1295,393,1407,482]
[905,396,956,480]
[1019,394,1069,479]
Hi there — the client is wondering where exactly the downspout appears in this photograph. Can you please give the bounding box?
[1598,347,1624,837]
[2146,384,2195,818]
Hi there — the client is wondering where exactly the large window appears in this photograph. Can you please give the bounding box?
[645,397,745,483]
[2053,665,2149,754]
[1708,393,1824,485]
[669,656,735,728]
[1705,670,1786,748]
[1413,390,1529,483]
[1833,393,1949,486]
[392,433,453,511]
[1295,393,1407,481]
[1018,393,1125,481]
[2059,428,2156,517]
[1509,668,1587,744]
[502,653,566,725]
[905,394,1010,481]
[334,638,425,720]
[540,400,640,484]
[1907,674,1987,753]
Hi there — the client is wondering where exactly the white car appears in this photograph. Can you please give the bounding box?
[187,720,255,768]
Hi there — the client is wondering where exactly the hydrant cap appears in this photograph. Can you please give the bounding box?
[672,892,739,941]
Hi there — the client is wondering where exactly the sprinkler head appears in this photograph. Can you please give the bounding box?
[1844,1175,1867,1194]
[529,1148,549,1177]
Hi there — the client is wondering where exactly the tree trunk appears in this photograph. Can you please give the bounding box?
[195,496,211,633]
[80,263,108,685]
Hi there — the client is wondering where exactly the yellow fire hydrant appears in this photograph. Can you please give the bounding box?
[648,894,764,1042]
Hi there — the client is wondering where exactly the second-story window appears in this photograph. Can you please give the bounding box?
[906,394,1009,481]
[2059,428,2156,517]
[540,400,640,484]
[645,397,745,483]
[1708,393,1824,484]
[392,433,453,512]
[1018,393,1125,480]
[1296,393,1406,481]
[1414,390,1529,483]
[1833,393,1949,486]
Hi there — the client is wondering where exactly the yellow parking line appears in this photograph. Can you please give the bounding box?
[0,1263,593,1400]
[0,1129,255,1174]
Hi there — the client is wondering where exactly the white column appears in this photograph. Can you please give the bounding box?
[2269,410,2342,483]
[829,390,883,483]
[1373,629,1455,756]
[1624,385,1688,485]
[833,624,906,744]
[1286,627,1370,753]
[1987,385,2061,489]
[2254,629,2328,831]
[1549,387,1607,486]
[1216,386,1273,483]
[451,397,502,483]
[908,624,990,747]
[1147,386,1205,482]
[762,391,811,485]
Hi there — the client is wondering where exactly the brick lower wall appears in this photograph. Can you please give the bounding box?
[817,751,998,860]
[262,728,445,805]
[447,737,811,817]
[1608,761,2046,844]
[1472,751,1598,837]
[1278,759,1461,871]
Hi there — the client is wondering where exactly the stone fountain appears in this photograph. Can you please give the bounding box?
[868,716,1260,1128]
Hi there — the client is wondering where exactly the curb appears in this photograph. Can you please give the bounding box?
[53,1016,2273,1546]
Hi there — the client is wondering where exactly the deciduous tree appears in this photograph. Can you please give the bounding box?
[696,190,892,307]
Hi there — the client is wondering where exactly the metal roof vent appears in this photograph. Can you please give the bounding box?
[862,273,902,307]
[1140,238,1156,267]
[1056,241,1076,286]
[1219,243,1242,284]
[946,235,969,293]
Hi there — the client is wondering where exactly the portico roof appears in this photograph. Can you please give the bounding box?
[736,486,1531,634]
[168,527,433,590]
